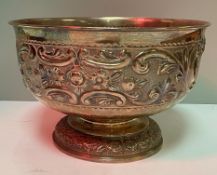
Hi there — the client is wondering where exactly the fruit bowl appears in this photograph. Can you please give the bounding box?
[10,17,209,162]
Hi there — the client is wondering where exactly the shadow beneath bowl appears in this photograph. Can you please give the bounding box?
[34,105,64,152]
[35,105,188,157]
[33,104,217,160]
[35,106,192,158]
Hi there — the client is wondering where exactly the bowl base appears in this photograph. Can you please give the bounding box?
[53,116,163,163]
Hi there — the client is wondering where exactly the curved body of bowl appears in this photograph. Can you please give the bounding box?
[10,17,209,118]
[10,17,209,162]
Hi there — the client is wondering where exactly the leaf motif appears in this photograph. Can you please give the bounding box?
[136,79,148,86]
[149,89,160,101]
[158,62,178,75]
[133,59,149,74]
[100,50,117,60]
[110,71,122,82]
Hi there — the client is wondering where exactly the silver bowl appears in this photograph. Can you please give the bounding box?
[10,17,209,162]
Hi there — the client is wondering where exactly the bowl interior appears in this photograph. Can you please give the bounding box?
[9,17,210,30]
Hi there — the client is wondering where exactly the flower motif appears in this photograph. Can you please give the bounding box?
[121,77,136,92]
[40,65,64,87]
[64,66,87,95]
[67,71,84,86]
[91,70,109,90]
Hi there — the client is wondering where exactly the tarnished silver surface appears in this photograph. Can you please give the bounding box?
[10,17,209,162]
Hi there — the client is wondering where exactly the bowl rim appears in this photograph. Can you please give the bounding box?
[9,17,210,31]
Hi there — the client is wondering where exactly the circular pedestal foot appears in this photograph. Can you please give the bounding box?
[53,116,163,163]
